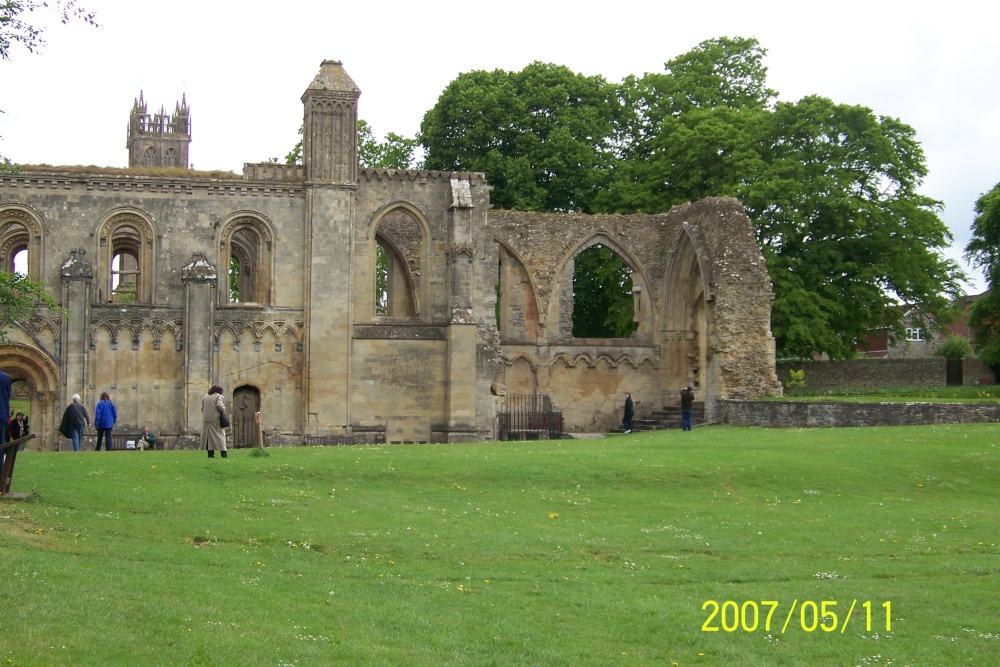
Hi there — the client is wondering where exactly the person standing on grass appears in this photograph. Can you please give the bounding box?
[94,392,118,451]
[59,394,90,452]
[0,369,11,471]
[623,392,635,434]
[201,385,228,459]
[680,386,695,431]
[9,411,26,442]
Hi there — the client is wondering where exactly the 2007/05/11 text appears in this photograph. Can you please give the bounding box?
[702,600,891,634]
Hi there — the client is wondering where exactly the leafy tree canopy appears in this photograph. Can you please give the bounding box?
[0,270,61,344]
[964,181,1000,364]
[420,62,622,213]
[571,244,637,338]
[1,1,97,61]
[319,36,965,359]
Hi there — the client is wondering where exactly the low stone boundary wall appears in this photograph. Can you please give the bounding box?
[776,358,995,390]
[717,399,1000,428]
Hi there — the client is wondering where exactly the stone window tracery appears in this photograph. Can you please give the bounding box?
[219,216,273,306]
[371,206,423,319]
[141,147,158,167]
[97,211,156,304]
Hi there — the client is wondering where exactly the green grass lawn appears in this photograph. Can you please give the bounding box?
[2,425,998,666]
[776,386,1000,403]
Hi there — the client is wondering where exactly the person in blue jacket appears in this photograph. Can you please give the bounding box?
[94,392,118,451]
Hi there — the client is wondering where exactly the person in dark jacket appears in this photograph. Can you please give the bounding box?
[680,386,695,431]
[9,411,26,441]
[623,392,635,434]
[0,369,10,470]
[58,394,90,452]
[94,392,118,451]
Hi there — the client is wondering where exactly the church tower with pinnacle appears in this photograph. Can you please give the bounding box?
[126,92,192,168]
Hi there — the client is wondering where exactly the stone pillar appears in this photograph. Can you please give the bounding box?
[442,178,479,441]
[181,253,217,434]
[301,60,359,433]
[59,249,93,406]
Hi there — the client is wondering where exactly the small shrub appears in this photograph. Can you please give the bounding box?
[936,336,973,359]
[786,369,805,389]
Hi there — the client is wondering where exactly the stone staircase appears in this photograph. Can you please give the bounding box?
[609,402,706,434]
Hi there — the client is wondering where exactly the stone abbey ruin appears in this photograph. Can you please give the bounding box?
[0,60,780,450]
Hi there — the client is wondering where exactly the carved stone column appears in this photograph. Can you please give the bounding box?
[181,253,217,434]
[59,249,93,407]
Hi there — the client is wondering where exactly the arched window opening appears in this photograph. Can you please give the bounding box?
[375,243,388,315]
[495,243,539,342]
[141,147,158,167]
[111,249,140,302]
[12,248,28,275]
[219,217,272,306]
[571,243,638,338]
[109,226,143,302]
[374,236,415,317]
[98,214,154,305]
[229,256,242,302]
[0,219,32,276]
[371,206,423,319]
[163,148,178,167]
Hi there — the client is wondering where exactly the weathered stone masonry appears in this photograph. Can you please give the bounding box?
[0,61,781,449]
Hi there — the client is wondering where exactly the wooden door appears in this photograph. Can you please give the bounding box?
[232,386,261,448]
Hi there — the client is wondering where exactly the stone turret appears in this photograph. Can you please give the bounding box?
[300,60,360,183]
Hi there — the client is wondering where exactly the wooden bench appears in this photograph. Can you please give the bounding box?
[108,433,159,451]
[1,433,38,497]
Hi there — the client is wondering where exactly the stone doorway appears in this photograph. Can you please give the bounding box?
[231,385,261,448]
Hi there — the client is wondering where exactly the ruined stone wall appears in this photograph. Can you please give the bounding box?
[0,64,779,447]
[0,171,309,447]
[488,198,780,431]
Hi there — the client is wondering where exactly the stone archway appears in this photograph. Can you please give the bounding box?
[231,385,261,448]
[0,344,60,450]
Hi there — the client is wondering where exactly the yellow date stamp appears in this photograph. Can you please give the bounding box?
[701,600,892,633]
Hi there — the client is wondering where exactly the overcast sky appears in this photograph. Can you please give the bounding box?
[2,0,997,292]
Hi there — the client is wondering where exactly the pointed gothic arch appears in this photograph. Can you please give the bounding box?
[494,240,541,342]
[366,202,430,319]
[662,225,712,391]
[217,212,276,306]
[548,232,653,341]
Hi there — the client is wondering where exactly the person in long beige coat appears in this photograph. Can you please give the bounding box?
[201,385,228,458]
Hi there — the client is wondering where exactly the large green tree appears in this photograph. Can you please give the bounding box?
[420,62,622,213]
[964,181,1000,365]
[615,38,962,358]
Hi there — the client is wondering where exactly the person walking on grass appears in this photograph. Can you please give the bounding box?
[201,385,228,459]
[59,394,90,452]
[623,392,635,434]
[94,392,118,451]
